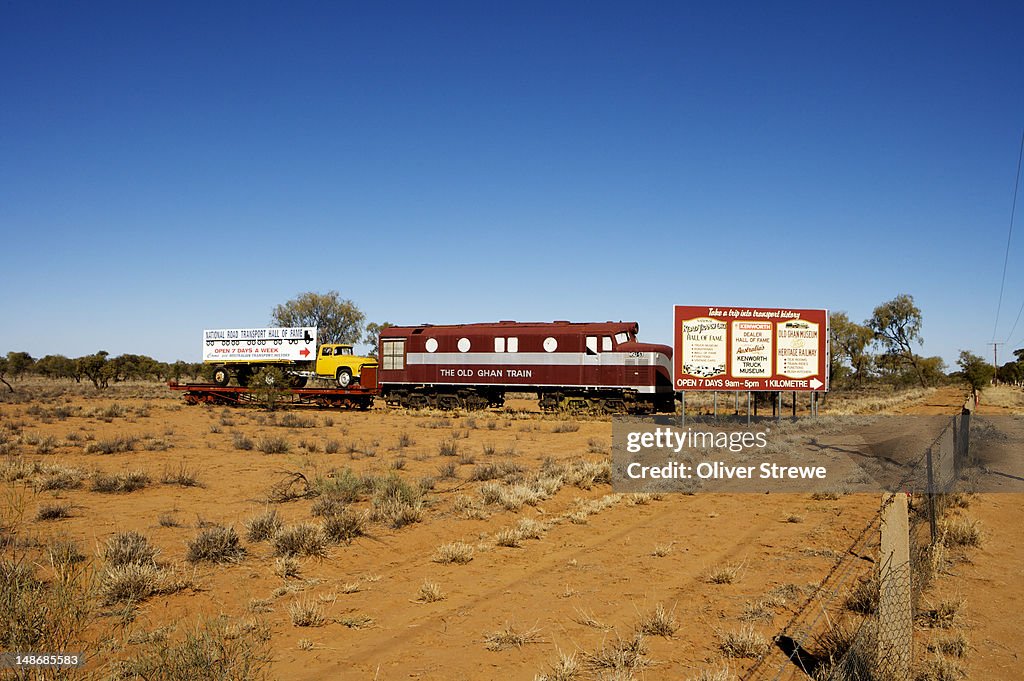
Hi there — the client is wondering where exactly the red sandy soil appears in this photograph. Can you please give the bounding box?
[1,382,1019,680]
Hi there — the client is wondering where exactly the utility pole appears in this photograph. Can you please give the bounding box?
[990,342,1004,384]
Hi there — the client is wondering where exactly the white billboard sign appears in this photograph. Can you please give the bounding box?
[202,327,318,362]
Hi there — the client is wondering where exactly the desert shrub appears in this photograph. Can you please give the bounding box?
[552,421,580,433]
[160,462,202,487]
[469,461,523,482]
[92,470,151,494]
[581,634,648,672]
[272,523,326,558]
[278,413,316,429]
[32,467,84,491]
[100,563,164,604]
[368,473,423,529]
[844,573,879,614]
[415,580,445,603]
[438,439,458,457]
[186,526,244,564]
[433,541,474,564]
[244,509,282,542]
[47,537,86,567]
[85,435,137,454]
[321,509,367,545]
[256,436,290,454]
[706,563,743,585]
[273,556,300,580]
[35,502,73,521]
[718,626,769,658]
[940,518,982,547]
[637,603,678,637]
[288,598,325,627]
[312,468,368,503]
[0,555,93,655]
[232,433,254,451]
[484,623,543,651]
[111,616,271,681]
[104,531,159,567]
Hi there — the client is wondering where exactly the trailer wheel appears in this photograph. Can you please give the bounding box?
[336,368,353,388]
[212,366,230,387]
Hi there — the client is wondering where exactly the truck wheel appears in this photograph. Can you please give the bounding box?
[336,368,353,388]
[212,366,230,387]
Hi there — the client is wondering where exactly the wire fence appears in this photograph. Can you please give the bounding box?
[741,409,972,681]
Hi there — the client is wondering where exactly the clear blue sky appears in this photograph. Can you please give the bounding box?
[2,1,1023,367]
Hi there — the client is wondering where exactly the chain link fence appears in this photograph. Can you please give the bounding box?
[742,408,973,681]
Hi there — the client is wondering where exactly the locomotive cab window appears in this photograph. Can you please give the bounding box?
[615,332,629,344]
[494,338,505,353]
[586,336,599,355]
[507,337,518,352]
[602,336,613,352]
[382,339,405,370]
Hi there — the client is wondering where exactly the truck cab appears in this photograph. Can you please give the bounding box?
[316,344,378,388]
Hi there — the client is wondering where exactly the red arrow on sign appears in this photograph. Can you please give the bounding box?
[299,348,310,358]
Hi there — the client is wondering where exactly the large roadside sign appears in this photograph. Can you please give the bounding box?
[672,306,828,391]
[202,327,318,362]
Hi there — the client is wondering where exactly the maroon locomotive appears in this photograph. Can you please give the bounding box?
[377,321,674,413]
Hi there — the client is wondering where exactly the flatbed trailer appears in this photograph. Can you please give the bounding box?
[168,367,377,409]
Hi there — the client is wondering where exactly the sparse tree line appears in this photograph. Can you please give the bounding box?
[828,293,1019,391]
[0,350,209,391]
[0,291,391,392]
[3,291,1018,393]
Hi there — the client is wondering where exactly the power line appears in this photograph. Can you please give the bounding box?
[992,128,1024,341]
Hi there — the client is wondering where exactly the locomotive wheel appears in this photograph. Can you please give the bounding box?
[212,366,230,387]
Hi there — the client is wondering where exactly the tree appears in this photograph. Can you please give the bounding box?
[829,312,873,386]
[271,291,365,345]
[248,366,290,411]
[76,351,113,389]
[997,360,1022,385]
[0,356,12,393]
[869,294,927,387]
[5,352,34,381]
[363,322,394,358]
[958,350,994,399]
[34,354,76,381]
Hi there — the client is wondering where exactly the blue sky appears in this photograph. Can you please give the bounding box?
[2,1,1023,367]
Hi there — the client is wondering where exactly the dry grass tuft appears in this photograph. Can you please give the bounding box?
[244,508,282,542]
[940,518,982,548]
[918,599,963,629]
[321,509,367,544]
[186,525,245,564]
[415,580,446,603]
[718,626,769,658]
[288,598,325,627]
[706,563,744,584]
[484,623,543,651]
[535,649,582,681]
[273,523,327,558]
[105,531,159,567]
[636,602,678,638]
[35,502,73,521]
[160,462,203,487]
[433,541,475,564]
[581,633,648,672]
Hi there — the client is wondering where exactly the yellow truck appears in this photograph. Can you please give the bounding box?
[203,327,377,388]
